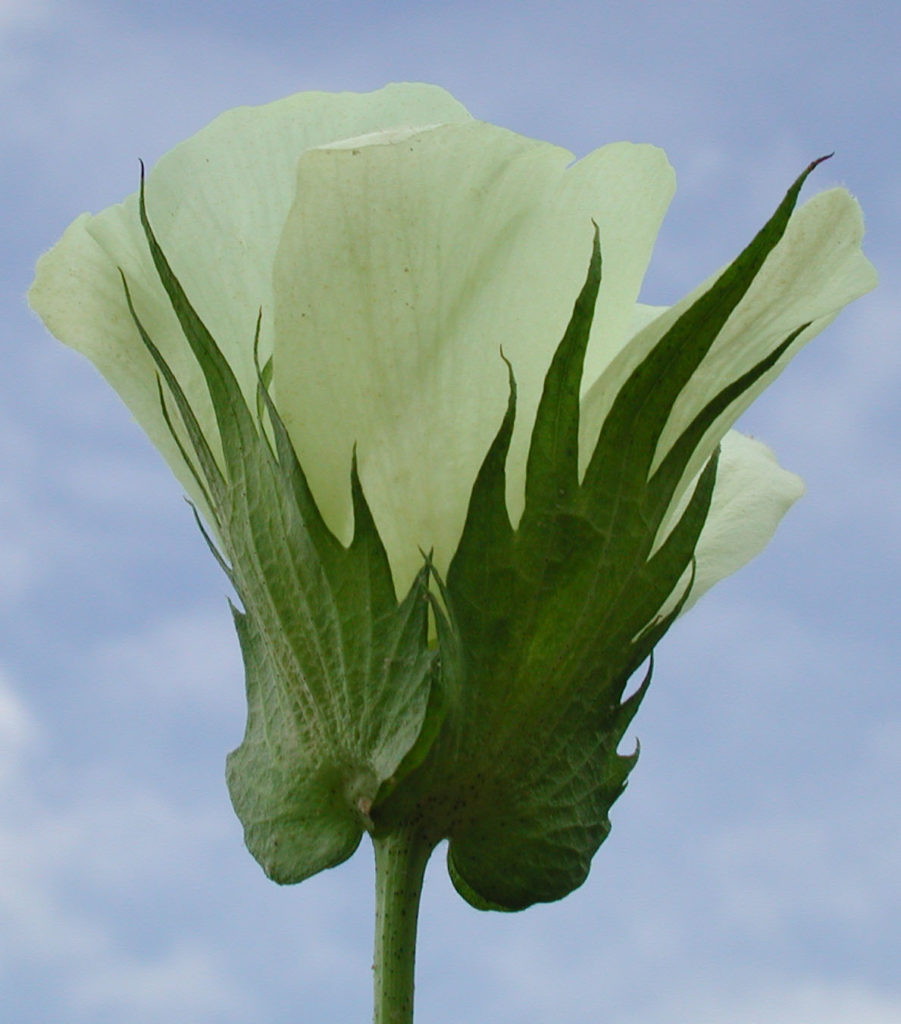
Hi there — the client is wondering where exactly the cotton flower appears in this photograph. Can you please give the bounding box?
[29,84,876,912]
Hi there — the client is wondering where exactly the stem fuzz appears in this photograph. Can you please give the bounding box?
[372,827,434,1024]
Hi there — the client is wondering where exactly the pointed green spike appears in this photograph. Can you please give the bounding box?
[582,156,831,511]
[446,354,518,621]
[609,449,720,636]
[348,448,393,576]
[189,502,234,583]
[457,354,517,547]
[614,655,655,734]
[155,375,217,518]
[120,269,226,505]
[252,337,345,563]
[137,168,260,480]
[521,224,601,523]
[646,322,809,524]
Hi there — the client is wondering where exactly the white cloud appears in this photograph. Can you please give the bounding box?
[628,592,901,960]
[0,665,38,774]
[0,0,55,34]
[670,978,901,1024]
[0,762,224,946]
[0,412,49,607]
[0,665,256,1023]
[703,808,900,936]
[0,0,58,93]
[414,885,901,1024]
[0,382,190,611]
[2,3,308,203]
[70,940,255,1024]
[0,672,104,963]
[89,604,241,711]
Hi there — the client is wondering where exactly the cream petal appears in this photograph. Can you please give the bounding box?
[28,84,473,515]
[580,187,877,490]
[272,122,674,593]
[29,210,225,522]
[659,430,805,617]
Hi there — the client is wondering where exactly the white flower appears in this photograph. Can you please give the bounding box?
[28,83,875,606]
[28,84,877,906]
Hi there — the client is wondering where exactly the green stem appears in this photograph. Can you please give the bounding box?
[372,826,435,1024]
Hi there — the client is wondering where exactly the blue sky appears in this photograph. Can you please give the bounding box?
[2,2,899,1022]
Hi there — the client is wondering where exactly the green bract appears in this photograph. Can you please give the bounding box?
[29,84,876,912]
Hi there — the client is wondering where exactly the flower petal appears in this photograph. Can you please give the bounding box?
[28,83,473,513]
[272,123,674,592]
[580,186,877,493]
[660,430,805,615]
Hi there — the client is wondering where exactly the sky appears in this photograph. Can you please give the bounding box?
[1,1,899,1022]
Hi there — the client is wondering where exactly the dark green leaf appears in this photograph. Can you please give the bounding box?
[123,179,442,884]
